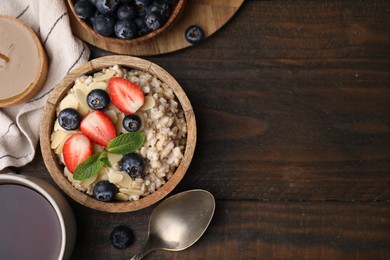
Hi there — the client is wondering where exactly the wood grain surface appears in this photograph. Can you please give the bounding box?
[17,0,390,259]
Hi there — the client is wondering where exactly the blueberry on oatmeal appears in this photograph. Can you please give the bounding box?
[93,181,117,202]
[58,108,81,130]
[122,114,141,132]
[120,153,145,178]
[87,89,110,110]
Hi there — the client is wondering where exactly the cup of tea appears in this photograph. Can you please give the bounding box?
[0,173,76,260]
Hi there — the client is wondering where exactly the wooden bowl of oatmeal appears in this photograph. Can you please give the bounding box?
[40,55,196,213]
[66,0,186,54]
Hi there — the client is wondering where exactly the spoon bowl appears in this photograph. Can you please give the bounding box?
[131,189,215,259]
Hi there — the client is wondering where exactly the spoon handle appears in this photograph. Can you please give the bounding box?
[130,243,156,260]
[130,252,148,260]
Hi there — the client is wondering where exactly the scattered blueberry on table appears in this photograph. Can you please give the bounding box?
[185,25,205,44]
[110,225,135,249]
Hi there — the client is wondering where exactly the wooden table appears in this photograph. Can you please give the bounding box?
[18,0,390,259]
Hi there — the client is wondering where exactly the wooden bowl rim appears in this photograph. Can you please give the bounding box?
[40,55,196,213]
[0,15,48,107]
[66,0,187,45]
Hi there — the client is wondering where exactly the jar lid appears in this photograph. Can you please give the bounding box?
[0,15,48,107]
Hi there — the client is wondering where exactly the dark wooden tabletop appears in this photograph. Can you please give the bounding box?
[18,0,390,259]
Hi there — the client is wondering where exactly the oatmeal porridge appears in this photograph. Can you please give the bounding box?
[50,65,187,202]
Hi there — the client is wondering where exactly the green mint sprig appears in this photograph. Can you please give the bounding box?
[73,132,145,180]
[107,132,145,154]
[73,152,106,181]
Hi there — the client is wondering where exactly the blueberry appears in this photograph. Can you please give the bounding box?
[185,25,205,44]
[134,0,152,5]
[117,4,138,20]
[134,16,150,36]
[110,225,134,249]
[75,0,96,20]
[92,181,117,202]
[145,12,165,31]
[87,89,110,110]
[114,19,137,39]
[153,0,167,6]
[148,3,171,19]
[134,0,150,16]
[87,0,99,6]
[153,0,172,8]
[93,14,116,36]
[86,9,100,26]
[95,0,120,14]
[120,153,145,178]
[122,114,141,132]
[58,108,81,130]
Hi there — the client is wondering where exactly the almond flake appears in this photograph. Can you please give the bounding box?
[107,153,123,165]
[89,81,107,91]
[51,131,72,149]
[115,192,129,201]
[74,88,90,116]
[105,110,117,123]
[53,120,63,131]
[109,171,123,184]
[140,95,155,111]
[115,113,127,134]
[119,188,144,196]
[81,173,98,187]
[59,93,78,111]
[117,172,132,189]
[93,69,116,82]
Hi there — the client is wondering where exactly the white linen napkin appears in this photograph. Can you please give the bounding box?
[0,0,90,171]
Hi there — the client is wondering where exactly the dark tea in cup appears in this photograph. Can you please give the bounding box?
[0,184,62,259]
[0,174,76,260]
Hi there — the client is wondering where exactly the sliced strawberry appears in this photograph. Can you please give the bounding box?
[108,77,144,114]
[80,110,116,147]
[63,133,93,173]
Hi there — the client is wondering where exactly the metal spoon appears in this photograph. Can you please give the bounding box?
[130,189,215,260]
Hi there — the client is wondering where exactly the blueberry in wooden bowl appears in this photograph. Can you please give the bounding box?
[40,55,196,213]
[66,0,186,54]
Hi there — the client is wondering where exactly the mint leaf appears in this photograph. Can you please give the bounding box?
[99,152,112,168]
[107,132,145,154]
[73,152,105,180]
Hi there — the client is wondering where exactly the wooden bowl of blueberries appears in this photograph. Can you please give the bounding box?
[66,0,186,53]
[40,55,196,213]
